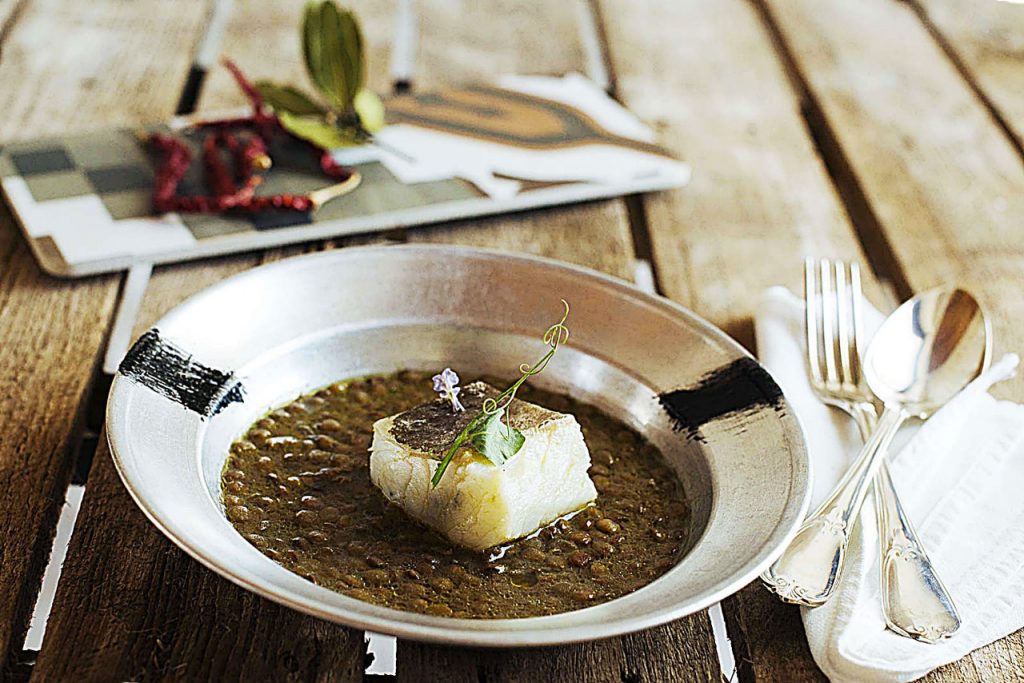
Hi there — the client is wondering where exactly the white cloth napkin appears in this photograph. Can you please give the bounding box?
[755,286,1024,683]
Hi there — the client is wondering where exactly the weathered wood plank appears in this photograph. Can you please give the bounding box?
[32,2,383,680]
[31,253,364,683]
[761,0,1024,399]
[0,0,211,673]
[0,212,119,673]
[0,0,210,140]
[758,0,1024,679]
[397,616,718,683]
[911,0,1024,154]
[597,0,882,680]
[398,1,720,680]
[415,0,588,85]
[407,203,634,280]
[598,0,876,348]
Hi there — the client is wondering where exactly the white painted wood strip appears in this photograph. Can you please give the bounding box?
[103,262,153,375]
[194,0,235,70]
[23,484,85,651]
[575,0,611,91]
[390,0,417,85]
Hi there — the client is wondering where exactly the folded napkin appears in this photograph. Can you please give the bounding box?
[755,287,1024,683]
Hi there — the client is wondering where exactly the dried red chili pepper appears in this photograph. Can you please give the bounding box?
[148,59,358,215]
[320,150,352,179]
[203,133,236,198]
[246,194,314,212]
[150,133,193,213]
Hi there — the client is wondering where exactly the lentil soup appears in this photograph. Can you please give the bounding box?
[222,371,690,618]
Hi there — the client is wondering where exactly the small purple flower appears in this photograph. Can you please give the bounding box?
[432,367,464,413]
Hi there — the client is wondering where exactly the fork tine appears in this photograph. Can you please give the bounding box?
[835,261,854,390]
[849,262,865,384]
[804,259,824,386]
[819,259,840,389]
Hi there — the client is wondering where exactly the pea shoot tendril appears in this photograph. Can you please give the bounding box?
[430,300,570,488]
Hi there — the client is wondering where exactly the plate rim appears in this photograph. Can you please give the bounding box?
[106,243,811,647]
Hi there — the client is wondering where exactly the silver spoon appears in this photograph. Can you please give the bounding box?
[762,288,990,624]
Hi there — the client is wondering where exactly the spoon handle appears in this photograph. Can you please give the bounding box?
[851,404,962,642]
[875,462,962,642]
[761,405,905,606]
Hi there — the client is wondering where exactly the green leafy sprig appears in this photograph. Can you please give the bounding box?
[430,301,571,488]
[255,1,385,151]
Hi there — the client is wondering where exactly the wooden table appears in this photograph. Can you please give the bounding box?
[1,0,1021,680]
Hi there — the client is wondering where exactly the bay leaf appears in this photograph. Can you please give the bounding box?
[255,81,326,116]
[278,111,360,150]
[301,1,330,102]
[318,1,354,110]
[353,88,385,133]
[335,6,364,106]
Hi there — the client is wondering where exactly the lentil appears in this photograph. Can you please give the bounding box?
[223,371,689,618]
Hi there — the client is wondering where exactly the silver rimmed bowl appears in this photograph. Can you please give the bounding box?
[106,244,810,647]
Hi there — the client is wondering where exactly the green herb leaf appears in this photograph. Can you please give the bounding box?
[335,5,364,105]
[353,88,385,133]
[277,111,360,150]
[301,1,328,103]
[318,1,351,109]
[303,0,364,111]
[467,412,525,467]
[254,81,326,116]
[429,411,525,488]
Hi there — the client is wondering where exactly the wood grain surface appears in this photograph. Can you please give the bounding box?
[762,0,1024,398]
[0,0,211,674]
[597,0,885,679]
[414,0,589,86]
[398,2,720,681]
[8,0,1024,680]
[759,0,1024,679]
[596,0,877,350]
[913,0,1024,153]
[30,2,373,680]
[397,618,719,683]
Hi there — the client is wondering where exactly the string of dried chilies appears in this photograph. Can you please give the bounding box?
[145,59,358,215]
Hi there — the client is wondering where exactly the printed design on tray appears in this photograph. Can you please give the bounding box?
[0,130,196,273]
[386,85,670,156]
[0,126,480,272]
[0,76,688,276]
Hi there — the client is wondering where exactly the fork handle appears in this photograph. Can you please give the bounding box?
[761,405,905,606]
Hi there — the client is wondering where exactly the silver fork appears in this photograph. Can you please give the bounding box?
[761,259,960,643]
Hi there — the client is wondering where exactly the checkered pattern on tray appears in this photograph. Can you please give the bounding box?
[0,127,479,273]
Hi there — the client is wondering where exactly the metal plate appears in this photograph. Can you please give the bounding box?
[106,244,810,647]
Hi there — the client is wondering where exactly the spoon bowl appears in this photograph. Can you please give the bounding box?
[865,288,991,416]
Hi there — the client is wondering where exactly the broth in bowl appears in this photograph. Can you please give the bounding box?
[222,371,691,618]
